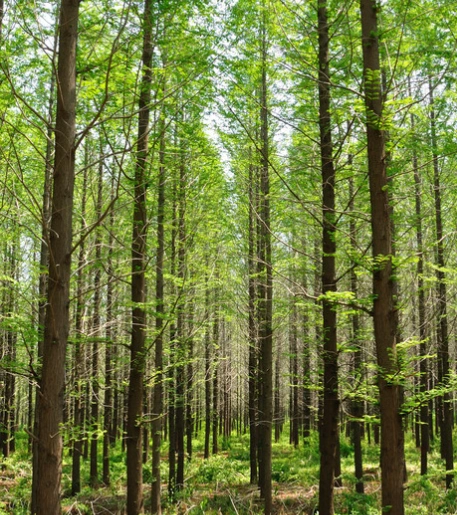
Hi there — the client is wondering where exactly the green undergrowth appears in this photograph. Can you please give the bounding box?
[1,426,457,513]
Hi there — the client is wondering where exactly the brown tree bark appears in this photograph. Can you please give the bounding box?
[103,173,116,486]
[349,175,364,494]
[429,77,453,488]
[212,303,219,456]
[35,1,80,512]
[360,1,405,512]
[168,177,178,501]
[90,149,104,488]
[248,160,258,483]
[203,272,211,460]
[71,155,89,496]
[175,157,186,490]
[31,30,57,512]
[302,273,311,440]
[257,12,273,513]
[127,0,153,511]
[317,2,339,512]
[186,301,194,459]
[151,101,166,515]
[408,84,429,475]
[1,248,17,458]
[204,272,211,460]
[289,299,299,447]
[274,343,281,443]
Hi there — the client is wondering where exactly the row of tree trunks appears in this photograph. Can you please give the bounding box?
[19,3,449,515]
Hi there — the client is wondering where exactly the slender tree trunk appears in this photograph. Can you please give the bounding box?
[151,99,166,515]
[429,77,453,488]
[168,179,178,501]
[175,157,186,490]
[35,1,80,512]
[212,303,219,455]
[317,2,339,512]
[257,13,273,513]
[204,272,211,460]
[360,1,405,512]
[2,248,16,458]
[408,91,429,475]
[127,0,153,511]
[90,149,103,488]
[274,344,281,443]
[349,175,364,494]
[103,173,116,486]
[290,299,299,447]
[248,160,258,483]
[31,32,57,513]
[302,273,311,440]
[186,301,194,459]
[71,157,89,496]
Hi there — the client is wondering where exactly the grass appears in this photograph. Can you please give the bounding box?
[1,425,457,513]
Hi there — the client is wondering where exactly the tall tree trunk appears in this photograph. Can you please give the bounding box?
[274,342,281,443]
[103,173,116,486]
[151,99,166,515]
[248,160,258,483]
[35,1,80,512]
[204,272,211,460]
[212,301,219,455]
[302,273,311,440]
[2,247,16,458]
[360,1,405,513]
[127,0,153,511]
[175,156,186,490]
[90,149,103,488]
[257,12,273,513]
[429,77,453,488]
[349,174,364,494]
[411,110,429,476]
[71,156,89,496]
[168,177,178,501]
[317,2,339,512]
[186,300,194,459]
[31,31,57,513]
[289,299,299,447]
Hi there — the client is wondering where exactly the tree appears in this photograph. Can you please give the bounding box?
[427,76,453,489]
[151,71,166,515]
[35,0,80,513]
[256,6,273,512]
[317,1,339,512]
[126,0,153,512]
[360,0,405,512]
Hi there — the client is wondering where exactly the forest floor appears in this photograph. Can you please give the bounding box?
[1,429,457,514]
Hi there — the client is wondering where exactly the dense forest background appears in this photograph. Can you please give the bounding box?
[1,0,457,514]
